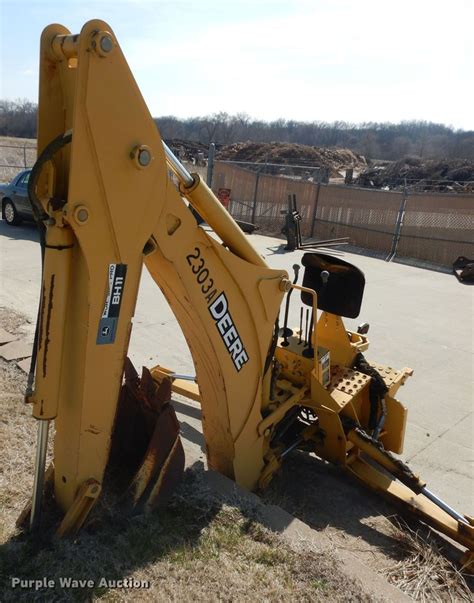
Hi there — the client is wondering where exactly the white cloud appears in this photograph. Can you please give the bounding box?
[115,0,472,127]
[2,0,472,128]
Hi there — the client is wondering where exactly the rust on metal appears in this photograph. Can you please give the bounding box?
[43,273,55,378]
[38,282,46,353]
[109,358,184,513]
[130,405,184,511]
[144,435,185,512]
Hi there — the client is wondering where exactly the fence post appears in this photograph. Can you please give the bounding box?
[387,178,407,262]
[206,143,215,187]
[23,144,27,168]
[251,169,261,224]
[310,183,321,239]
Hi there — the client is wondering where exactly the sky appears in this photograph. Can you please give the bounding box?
[0,0,473,129]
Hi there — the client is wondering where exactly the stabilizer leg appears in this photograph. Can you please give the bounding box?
[346,429,474,559]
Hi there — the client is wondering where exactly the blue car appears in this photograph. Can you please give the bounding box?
[0,169,33,225]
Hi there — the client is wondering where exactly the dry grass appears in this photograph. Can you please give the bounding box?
[1,461,367,602]
[0,136,36,182]
[385,519,472,602]
[0,307,38,543]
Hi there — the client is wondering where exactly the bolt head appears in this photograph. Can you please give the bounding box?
[138,149,152,167]
[77,208,88,222]
[131,145,153,169]
[73,205,89,225]
[321,270,330,284]
[99,35,113,53]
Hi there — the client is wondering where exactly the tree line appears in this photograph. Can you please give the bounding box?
[1,99,472,161]
[0,100,37,139]
[155,113,474,161]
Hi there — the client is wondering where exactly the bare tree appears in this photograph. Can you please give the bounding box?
[2,99,472,161]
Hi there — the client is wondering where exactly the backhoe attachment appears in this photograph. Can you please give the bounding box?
[21,19,472,567]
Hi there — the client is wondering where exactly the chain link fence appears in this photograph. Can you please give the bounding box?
[211,160,474,268]
[2,143,472,268]
[0,141,37,182]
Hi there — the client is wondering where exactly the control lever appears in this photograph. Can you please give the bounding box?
[280,264,300,347]
[357,322,370,335]
[302,270,329,359]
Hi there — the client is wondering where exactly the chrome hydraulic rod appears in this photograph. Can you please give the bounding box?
[281,437,303,459]
[30,419,50,530]
[171,373,197,382]
[421,487,468,525]
[164,140,269,268]
[163,141,194,187]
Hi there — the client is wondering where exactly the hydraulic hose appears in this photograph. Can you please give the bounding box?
[353,351,388,437]
[25,131,72,396]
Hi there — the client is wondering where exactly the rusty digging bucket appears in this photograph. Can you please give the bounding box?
[109,358,185,514]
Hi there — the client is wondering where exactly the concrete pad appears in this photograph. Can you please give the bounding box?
[442,412,474,448]
[407,436,473,510]
[0,327,17,344]
[0,224,41,324]
[173,397,207,465]
[0,339,32,360]
[405,396,469,441]
[401,422,438,460]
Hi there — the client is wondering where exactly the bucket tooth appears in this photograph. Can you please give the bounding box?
[130,405,185,512]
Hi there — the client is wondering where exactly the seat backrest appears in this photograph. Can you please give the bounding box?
[301,252,365,318]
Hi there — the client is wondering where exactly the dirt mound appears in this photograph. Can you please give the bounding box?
[355,157,474,192]
[154,139,368,179]
[217,142,366,172]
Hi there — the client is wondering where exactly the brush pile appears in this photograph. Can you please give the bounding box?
[355,157,474,192]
